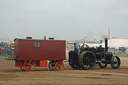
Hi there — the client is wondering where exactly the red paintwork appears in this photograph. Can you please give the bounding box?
[36,60,47,67]
[15,60,47,67]
[55,61,64,71]
[24,60,36,72]
[15,60,24,67]
[14,39,66,60]
[14,38,66,71]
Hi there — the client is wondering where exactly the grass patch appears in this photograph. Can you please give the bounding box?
[0,55,6,60]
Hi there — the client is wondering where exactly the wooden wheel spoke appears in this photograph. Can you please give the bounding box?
[48,62,56,70]
[111,56,121,69]
[55,61,64,71]
[24,60,36,72]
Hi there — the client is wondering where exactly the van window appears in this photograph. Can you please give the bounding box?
[35,42,40,47]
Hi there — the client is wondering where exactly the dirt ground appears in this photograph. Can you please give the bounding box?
[0,57,128,85]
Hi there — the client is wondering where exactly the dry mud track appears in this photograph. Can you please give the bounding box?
[0,59,128,85]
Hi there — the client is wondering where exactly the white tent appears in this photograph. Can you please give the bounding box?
[101,39,128,49]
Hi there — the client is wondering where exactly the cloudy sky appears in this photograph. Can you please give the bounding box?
[0,0,128,41]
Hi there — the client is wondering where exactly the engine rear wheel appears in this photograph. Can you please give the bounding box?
[111,56,121,69]
[69,59,81,69]
[79,51,96,70]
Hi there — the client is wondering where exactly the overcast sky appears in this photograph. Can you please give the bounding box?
[0,0,128,41]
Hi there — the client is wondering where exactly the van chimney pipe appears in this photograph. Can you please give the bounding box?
[26,37,32,39]
[44,36,46,40]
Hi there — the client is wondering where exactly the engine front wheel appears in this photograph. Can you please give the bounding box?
[111,56,121,69]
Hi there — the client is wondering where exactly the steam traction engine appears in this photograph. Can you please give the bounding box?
[69,38,121,70]
[14,37,66,72]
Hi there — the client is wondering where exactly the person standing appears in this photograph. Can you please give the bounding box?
[74,43,80,56]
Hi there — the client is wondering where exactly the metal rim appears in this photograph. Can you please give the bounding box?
[55,61,64,71]
[111,56,121,69]
[83,55,95,69]
[24,60,36,72]
[99,60,107,68]
[79,51,96,70]
[48,61,56,70]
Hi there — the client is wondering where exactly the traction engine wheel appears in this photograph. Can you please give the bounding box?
[79,51,96,70]
[55,61,64,71]
[48,61,56,70]
[69,59,81,69]
[24,60,36,72]
[99,60,107,68]
[111,56,121,69]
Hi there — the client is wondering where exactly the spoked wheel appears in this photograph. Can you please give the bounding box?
[99,60,107,68]
[20,67,25,71]
[24,60,36,72]
[79,51,96,70]
[48,61,56,70]
[111,56,121,69]
[55,61,64,71]
[69,59,81,69]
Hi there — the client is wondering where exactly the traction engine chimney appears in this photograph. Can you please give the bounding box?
[105,38,108,52]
